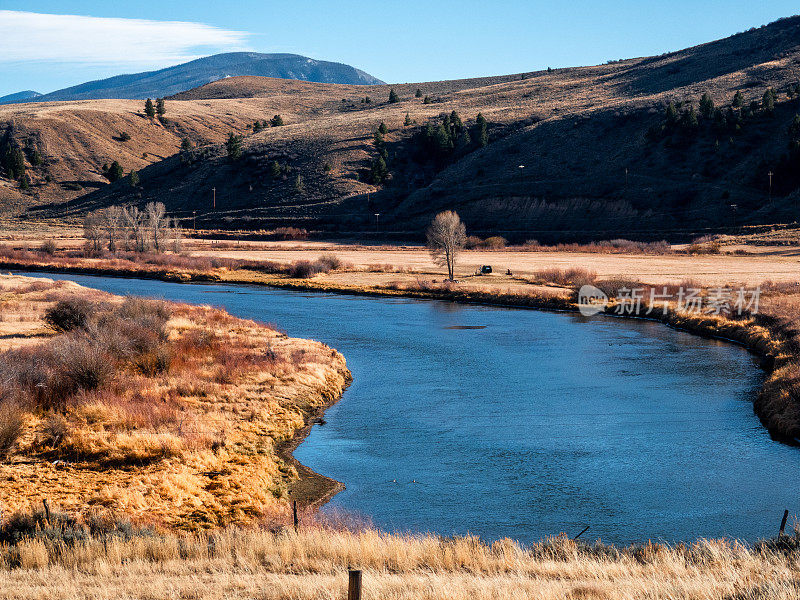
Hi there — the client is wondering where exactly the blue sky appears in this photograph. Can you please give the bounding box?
[0,1,797,97]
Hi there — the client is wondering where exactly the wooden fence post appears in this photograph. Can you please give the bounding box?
[42,499,51,525]
[779,509,789,536]
[292,500,299,532]
[348,569,362,600]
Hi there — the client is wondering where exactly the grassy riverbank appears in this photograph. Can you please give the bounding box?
[0,275,350,529]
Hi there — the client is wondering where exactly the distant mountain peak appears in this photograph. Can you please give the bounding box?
[5,53,383,104]
[0,90,42,105]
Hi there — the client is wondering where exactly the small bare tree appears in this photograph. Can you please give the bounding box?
[145,202,169,253]
[426,210,466,281]
[102,206,123,253]
[83,210,103,255]
[122,205,146,252]
[169,217,183,253]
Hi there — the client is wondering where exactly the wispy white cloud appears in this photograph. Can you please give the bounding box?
[0,11,251,66]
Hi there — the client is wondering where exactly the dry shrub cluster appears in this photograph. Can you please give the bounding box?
[522,239,672,254]
[465,235,507,249]
[533,268,597,287]
[287,254,346,278]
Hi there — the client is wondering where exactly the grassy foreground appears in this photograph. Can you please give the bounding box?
[1,522,800,599]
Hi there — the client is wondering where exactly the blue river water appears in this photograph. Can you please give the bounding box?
[18,271,797,545]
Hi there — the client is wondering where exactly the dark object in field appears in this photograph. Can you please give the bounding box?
[311,417,327,425]
[476,265,492,275]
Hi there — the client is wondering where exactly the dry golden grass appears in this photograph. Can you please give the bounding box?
[0,526,799,599]
[0,275,350,529]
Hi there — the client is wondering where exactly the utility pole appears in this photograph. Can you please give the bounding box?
[212,187,216,210]
[768,171,773,201]
[374,213,380,233]
[730,204,738,229]
[193,210,197,231]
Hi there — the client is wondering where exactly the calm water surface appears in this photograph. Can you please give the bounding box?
[21,272,797,545]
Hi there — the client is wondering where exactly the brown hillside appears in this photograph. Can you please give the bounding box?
[13,16,800,239]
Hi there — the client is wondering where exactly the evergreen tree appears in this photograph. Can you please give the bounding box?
[449,111,463,136]
[434,123,454,155]
[388,89,399,103]
[226,132,243,160]
[31,150,42,166]
[369,156,388,183]
[415,89,423,98]
[681,106,699,130]
[270,114,284,127]
[789,114,800,140]
[253,121,264,133]
[155,98,166,117]
[699,93,714,119]
[129,170,140,187]
[763,89,776,114]
[293,174,305,193]
[378,122,388,134]
[404,113,412,126]
[4,146,26,180]
[665,102,679,125]
[144,98,156,119]
[732,91,744,108]
[423,96,431,104]
[269,160,281,178]
[456,129,472,151]
[180,137,192,153]
[475,113,488,147]
[104,161,124,182]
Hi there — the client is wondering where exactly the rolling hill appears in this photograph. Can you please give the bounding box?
[8,16,800,240]
[0,91,42,105]
[4,53,383,104]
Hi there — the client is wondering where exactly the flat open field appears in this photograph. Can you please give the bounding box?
[189,242,800,286]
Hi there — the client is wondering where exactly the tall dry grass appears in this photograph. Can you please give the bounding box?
[0,517,797,599]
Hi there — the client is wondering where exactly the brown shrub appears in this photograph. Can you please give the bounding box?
[534,268,597,287]
[0,402,25,458]
[44,298,92,332]
[483,236,507,249]
[316,253,342,270]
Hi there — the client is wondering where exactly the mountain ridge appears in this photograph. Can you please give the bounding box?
[3,53,384,104]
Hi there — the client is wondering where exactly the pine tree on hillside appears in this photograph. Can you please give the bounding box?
[475,113,488,147]
[763,89,776,114]
[699,93,714,119]
[415,89,423,98]
[369,156,388,183]
[144,98,156,119]
[155,98,166,117]
[378,122,388,134]
[665,102,679,125]
[388,89,399,103]
[226,132,243,160]
[732,91,744,108]
[404,113,412,126]
[270,114,284,127]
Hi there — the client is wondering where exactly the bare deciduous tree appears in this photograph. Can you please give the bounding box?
[170,217,183,253]
[83,210,103,255]
[426,210,466,281]
[122,205,145,252]
[145,202,168,253]
[102,206,123,253]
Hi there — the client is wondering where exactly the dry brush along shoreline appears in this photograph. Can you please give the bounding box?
[0,274,351,529]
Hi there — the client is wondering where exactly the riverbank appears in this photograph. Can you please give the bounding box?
[0,274,351,529]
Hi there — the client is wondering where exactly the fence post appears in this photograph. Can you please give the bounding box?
[780,509,789,536]
[42,499,51,525]
[292,500,299,532]
[348,569,362,600]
